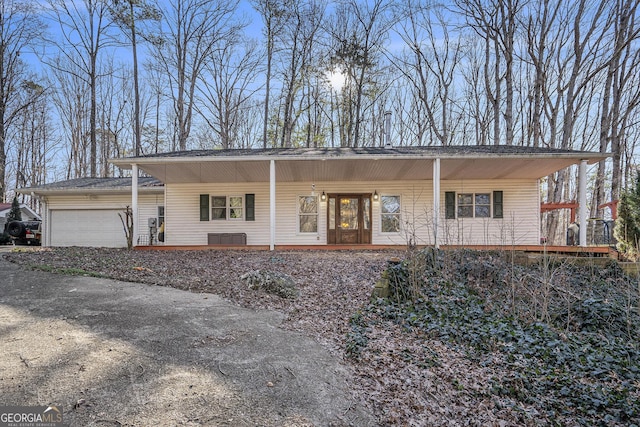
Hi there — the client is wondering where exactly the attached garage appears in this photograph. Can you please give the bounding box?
[18,177,165,247]
[49,209,124,247]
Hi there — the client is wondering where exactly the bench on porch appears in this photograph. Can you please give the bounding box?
[207,233,247,245]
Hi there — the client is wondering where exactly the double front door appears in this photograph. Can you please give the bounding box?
[327,194,372,244]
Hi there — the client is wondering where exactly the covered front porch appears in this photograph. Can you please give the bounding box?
[109,146,608,250]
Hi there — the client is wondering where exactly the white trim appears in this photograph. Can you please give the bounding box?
[270,160,276,250]
[579,160,587,247]
[433,158,440,248]
[132,164,139,247]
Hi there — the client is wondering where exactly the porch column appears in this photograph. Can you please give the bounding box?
[433,158,441,249]
[579,159,587,247]
[270,160,276,251]
[132,163,139,247]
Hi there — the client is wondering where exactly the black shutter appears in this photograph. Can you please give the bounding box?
[493,191,503,218]
[200,194,209,221]
[245,194,255,221]
[445,192,455,219]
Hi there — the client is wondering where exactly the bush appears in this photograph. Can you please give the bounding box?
[241,269,298,299]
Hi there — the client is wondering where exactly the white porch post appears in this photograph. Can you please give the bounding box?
[579,159,587,247]
[132,163,139,247]
[433,158,441,249]
[270,160,276,251]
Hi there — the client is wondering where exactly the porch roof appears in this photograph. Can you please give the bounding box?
[110,146,609,184]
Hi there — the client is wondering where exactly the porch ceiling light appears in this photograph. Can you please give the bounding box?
[373,190,379,201]
[320,191,327,202]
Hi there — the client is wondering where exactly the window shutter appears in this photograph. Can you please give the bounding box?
[493,191,503,218]
[445,192,455,219]
[200,194,209,221]
[245,194,255,221]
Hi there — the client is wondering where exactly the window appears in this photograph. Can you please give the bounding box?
[381,195,400,233]
[298,195,318,233]
[158,206,165,227]
[474,193,491,218]
[229,196,243,219]
[211,196,244,220]
[457,193,474,218]
[211,196,227,220]
[446,192,499,219]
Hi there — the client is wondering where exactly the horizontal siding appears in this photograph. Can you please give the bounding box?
[439,180,540,246]
[165,183,271,246]
[165,179,540,246]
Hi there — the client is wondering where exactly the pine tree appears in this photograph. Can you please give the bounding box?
[6,197,22,222]
[614,172,640,259]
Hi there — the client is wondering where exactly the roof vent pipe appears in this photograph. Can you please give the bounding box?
[384,111,392,148]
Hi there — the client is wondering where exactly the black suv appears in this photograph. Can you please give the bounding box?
[4,220,42,245]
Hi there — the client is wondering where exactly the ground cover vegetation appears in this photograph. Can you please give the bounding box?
[4,247,640,426]
[350,249,640,425]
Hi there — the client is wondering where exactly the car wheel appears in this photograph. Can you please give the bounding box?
[7,221,25,238]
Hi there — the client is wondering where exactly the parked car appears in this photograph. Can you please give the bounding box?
[5,220,42,245]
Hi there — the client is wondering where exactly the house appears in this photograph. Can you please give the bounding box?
[22,146,608,249]
[0,202,41,232]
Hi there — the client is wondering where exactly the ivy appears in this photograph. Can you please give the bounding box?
[350,249,640,425]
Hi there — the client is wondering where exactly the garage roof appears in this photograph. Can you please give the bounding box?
[19,177,164,196]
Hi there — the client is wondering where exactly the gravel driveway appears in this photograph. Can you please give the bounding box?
[0,257,376,426]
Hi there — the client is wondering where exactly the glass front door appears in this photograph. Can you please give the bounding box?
[327,194,372,244]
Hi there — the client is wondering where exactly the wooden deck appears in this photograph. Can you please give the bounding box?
[135,244,619,258]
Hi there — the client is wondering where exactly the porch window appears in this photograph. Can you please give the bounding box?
[229,196,243,219]
[449,192,495,218]
[298,195,318,233]
[211,196,227,220]
[381,195,401,233]
[211,196,244,220]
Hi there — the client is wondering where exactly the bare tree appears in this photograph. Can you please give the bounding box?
[393,1,463,146]
[197,39,263,149]
[0,0,43,201]
[594,0,640,214]
[328,0,394,147]
[277,0,326,148]
[10,80,50,196]
[46,0,117,177]
[149,0,243,150]
[109,0,160,156]
[252,0,295,148]
[48,57,91,179]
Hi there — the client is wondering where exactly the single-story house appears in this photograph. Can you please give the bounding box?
[21,146,608,249]
[0,202,41,231]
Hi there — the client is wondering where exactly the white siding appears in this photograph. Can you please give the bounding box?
[165,183,271,246]
[439,180,540,246]
[165,179,540,246]
[43,193,164,247]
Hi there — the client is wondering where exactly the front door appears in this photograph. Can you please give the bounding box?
[327,194,372,244]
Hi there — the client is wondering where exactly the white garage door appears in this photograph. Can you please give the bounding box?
[50,210,126,247]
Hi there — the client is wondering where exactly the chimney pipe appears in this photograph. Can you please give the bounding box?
[384,111,392,148]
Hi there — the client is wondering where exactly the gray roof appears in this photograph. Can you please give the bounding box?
[18,177,164,193]
[128,145,605,160]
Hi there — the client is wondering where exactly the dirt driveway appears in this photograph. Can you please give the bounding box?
[0,258,375,426]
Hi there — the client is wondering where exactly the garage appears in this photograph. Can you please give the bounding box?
[49,209,126,247]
